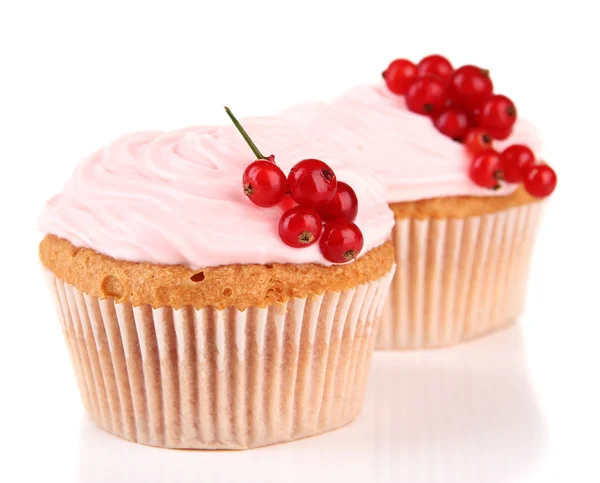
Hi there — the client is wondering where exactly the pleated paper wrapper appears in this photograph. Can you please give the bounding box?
[378,203,544,350]
[45,266,394,450]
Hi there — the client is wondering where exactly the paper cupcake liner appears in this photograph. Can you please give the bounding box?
[377,203,544,350]
[45,266,394,449]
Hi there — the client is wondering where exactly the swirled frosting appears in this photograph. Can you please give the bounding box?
[281,83,543,203]
[39,117,395,268]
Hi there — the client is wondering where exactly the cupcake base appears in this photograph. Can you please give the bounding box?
[377,203,543,350]
[45,267,394,449]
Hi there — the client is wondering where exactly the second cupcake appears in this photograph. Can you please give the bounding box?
[282,55,557,349]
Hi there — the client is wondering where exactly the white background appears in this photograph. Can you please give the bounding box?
[1,1,599,482]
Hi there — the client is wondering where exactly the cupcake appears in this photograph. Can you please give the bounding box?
[38,113,395,449]
[282,55,556,349]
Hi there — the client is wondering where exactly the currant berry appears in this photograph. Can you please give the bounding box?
[242,161,287,207]
[469,151,503,189]
[279,206,323,248]
[417,55,453,81]
[433,108,471,141]
[476,94,517,139]
[316,181,359,222]
[501,145,536,183]
[449,65,493,111]
[319,219,364,263]
[287,159,337,208]
[382,59,417,95]
[464,127,493,155]
[523,165,557,198]
[405,77,449,116]
[225,106,286,206]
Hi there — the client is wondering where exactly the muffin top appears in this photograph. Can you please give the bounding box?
[38,117,395,269]
[281,83,542,204]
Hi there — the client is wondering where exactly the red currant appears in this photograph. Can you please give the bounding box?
[523,165,557,198]
[316,181,358,222]
[417,55,453,81]
[476,94,517,139]
[469,151,503,189]
[225,106,289,207]
[319,219,364,263]
[278,206,323,248]
[382,59,417,95]
[433,108,471,141]
[405,77,449,116]
[449,65,493,111]
[464,127,493,155]
[242,160,287,207]
[287,159,337,208]
[500,145,535,183]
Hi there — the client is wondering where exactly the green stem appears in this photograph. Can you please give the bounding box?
[224,106,267,160]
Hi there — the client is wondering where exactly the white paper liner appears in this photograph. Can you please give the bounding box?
[45,266,395,449]
[377,203,544,349]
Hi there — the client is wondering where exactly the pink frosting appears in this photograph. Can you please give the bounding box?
[40,83,543,269]
[39,117,395,269]
[281,83,543,203]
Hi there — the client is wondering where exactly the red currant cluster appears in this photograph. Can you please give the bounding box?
[383,55,557,198]
[225,107,364,263]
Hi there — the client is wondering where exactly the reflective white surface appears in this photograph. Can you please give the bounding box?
[72,327,542,483]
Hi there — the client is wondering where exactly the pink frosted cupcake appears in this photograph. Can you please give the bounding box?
[282,55,557,349]
[39,115,395,449]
